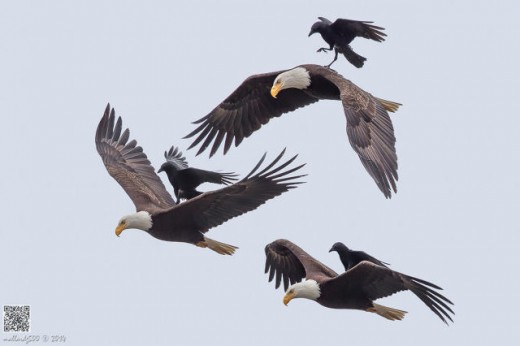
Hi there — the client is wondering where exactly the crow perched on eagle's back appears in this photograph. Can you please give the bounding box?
[158,146,237,204]
[308,17,386,68]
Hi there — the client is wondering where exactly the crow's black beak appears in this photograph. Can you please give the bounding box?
[329,247,334,253]
[157,167,164,173]
[308,30,314,37]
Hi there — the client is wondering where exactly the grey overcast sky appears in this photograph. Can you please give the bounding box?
[1,0,519,345]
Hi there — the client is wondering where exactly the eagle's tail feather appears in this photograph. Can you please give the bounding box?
[368,303,407,321]
[200,236,238,255]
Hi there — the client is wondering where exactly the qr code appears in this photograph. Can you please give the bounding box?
[3,305,30,332]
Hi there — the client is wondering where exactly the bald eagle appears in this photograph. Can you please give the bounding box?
[157,146,237,204]
[308,17,386,68]
[265,239,454,323]
[95,104,306,255]
[185,64,400,198]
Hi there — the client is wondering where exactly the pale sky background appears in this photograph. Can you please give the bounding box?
[1,0,519,345]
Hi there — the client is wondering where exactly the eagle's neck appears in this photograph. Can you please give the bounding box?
[291,279,321,301]
[276,67,311,91]
[123,211,153,231]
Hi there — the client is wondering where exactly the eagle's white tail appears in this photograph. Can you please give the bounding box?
[375,97,402,113]
[368,303,407,321]
[200,236,238,255]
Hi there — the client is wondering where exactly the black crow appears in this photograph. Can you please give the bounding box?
[157,146,237,204]
[308,17,386,68]
[329,242,389,270]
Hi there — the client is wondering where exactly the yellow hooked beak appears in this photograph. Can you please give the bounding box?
[115,222,126,237]
[271,82,282,99]
[283,291,295,306]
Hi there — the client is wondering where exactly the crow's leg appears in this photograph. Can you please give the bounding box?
[325,49,339,68]
[317,47,333,53]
